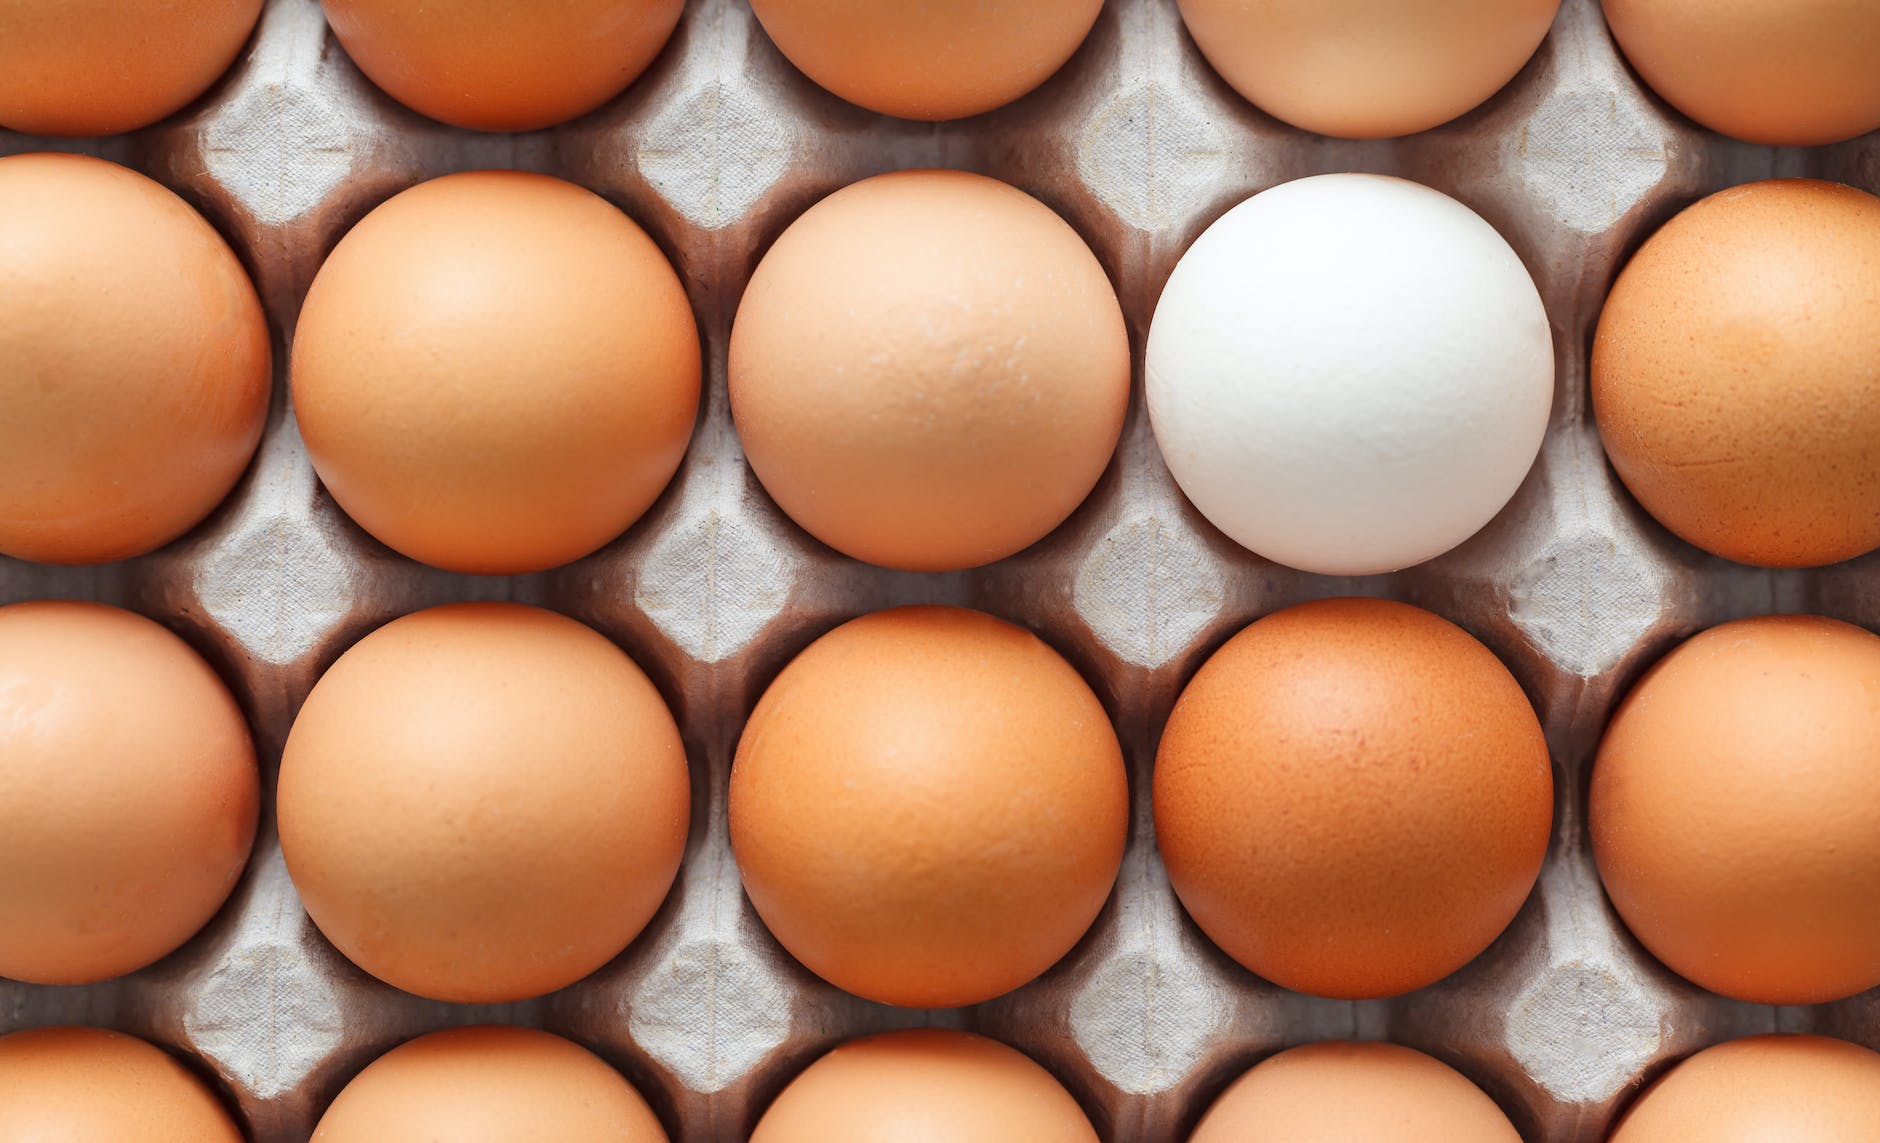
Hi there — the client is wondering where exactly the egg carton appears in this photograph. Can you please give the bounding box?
[5,0,1879,1139]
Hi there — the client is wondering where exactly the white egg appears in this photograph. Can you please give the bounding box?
[1146,173,1554,576]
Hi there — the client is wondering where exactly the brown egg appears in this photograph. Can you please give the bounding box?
[0,153,270,565]
[749,0,1101,120]
[1612,1035,1880,1141]
[751,1029,1098,1143]
[1175,0,1560,138]
[730,170,1128,571]
[292,171,699,575]
[279,603,689,1003]
[0,601,258,985]
[322,0,682,132]
[730,606,1127,1007]
[1594,180,1880,567]
[1154,597,1552,999]
[1190,1042,1521,1142]
[313,1026,667,1142]
[0,1027,244,1142]
[0,1,260,137]
[1604,0,1880,145]
[1591,615,1880,1005]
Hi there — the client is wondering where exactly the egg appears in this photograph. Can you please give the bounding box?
[749,0,1102,120]
[1147,174,1553,575]
[1611,1035,1880,1141]
[312,1026,668,1142]
[1190,1042,1521,1142]
[1592,179,1880,568]
[1175,0,1559,138]
[0,1026,244,1142]
[730,606,1127,1007]
[292,170,700,575]
[1604,0,1880,146]
[321,0,683,132]
[0,153,271,565]
[278,603,689,1003]
[1591,615,1880,1004]
[730,169,1128,572]
[750,1029,1098,1143]
[0,1,261,137]
[1155,597,1552,999]
[0,601,258,985]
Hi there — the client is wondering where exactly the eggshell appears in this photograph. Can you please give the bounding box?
[730,606,1128,1007]
[729,169,1128,572]
[0,153,271,565]
[1604,0,1880,146]
[1190,1041,1521,1142]
[750,1029,1098,1143]
[1590,615,1880,1004]
[0,1,261,137]
[322,0,683,132]
[749,0,1102,120]
[1154,597,1552,999]
[0,601,259,985]
[312,1026,668,1142]
[278,603,689,1003]
[291,170,700,575]
[0,1026,244,1142]
[1592,179,1880,568]
[1612,1035,1880,1141]
[1175,0,1559,139]
[1146,173,1553,575]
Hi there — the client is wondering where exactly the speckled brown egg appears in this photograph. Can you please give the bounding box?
[0,1026,244,1142]
[1154,597,1553,999]
[1611,1035,1880,1141]
[1592,179,1880,568]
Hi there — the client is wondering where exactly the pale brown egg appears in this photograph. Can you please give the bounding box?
[322,0,683,132]
[0,1,261,137]
[1611,1035,1880,1141]
[1190,1042,1521,1142]
[749,0,1101,120]
[278,603,689,1003]
[730,170,1128,572]
[292,170,700,575]
[730,606,1127,1007]
[1604,0,1880,146]
[1175,0,1560,138]
[1154,597,1552,999]
[0,153,270,565]
[0,1027,245,1142]
[1593,180,1880,568]
[1591,615,1880,1005]
[0,601,258,985]
[313,1026,668,1142]
[751,1029,1099,1143]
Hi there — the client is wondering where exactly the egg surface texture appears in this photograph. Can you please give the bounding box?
[0,153,271,565]
[749,0,1102,120]
[292,170,700,574]
[312,1026,668,1142]
[278,603,689,1003]
[1154,597,1552,999]
[0,1,261,136]
[1190,1041,1522,1142]
[730,169,1128,571]
[0,601,259,985]
[0,1026,245,1142]
[1175,0,1559,138]
[730,606,1127,1007]
[1591,614,1880,1005]
[1147,173,1553,575]
[750,1029,1099,1143]
[1611,1035,1880,1141]
[1592,179,1880,568]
